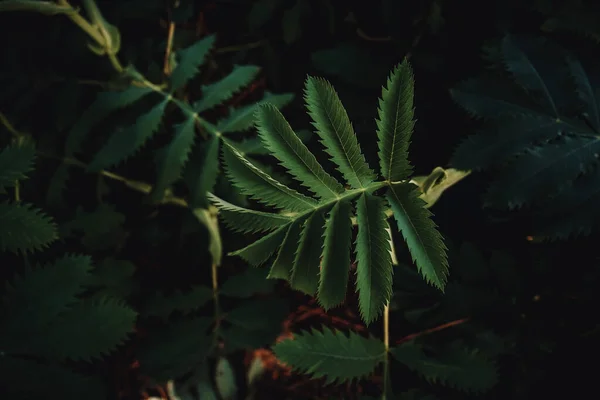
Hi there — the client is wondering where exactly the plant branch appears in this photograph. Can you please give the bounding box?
[55,0,105,47]
[395,317,471,345]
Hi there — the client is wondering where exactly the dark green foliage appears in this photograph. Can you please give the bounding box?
[391,342,497,392]
[137,317,213,382]
[0,201,57,253]
[213,60,449,325]
[451,34,600,239]
[3,1,583,397]
[273,328,387,384]
[0,255,137,397]
[0,139,35,187]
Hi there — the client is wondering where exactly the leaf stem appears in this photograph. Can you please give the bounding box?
[56,0,105,47]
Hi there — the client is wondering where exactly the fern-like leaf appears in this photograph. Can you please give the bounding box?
[0,202,57,253]
[290,210,326,295]
[186,135,221,208]
[450,34,600,239]
[273,328,386,384]
[255,103,344,199]
[169,35,216,91]
[208,192,291,234]
[355,193,393,324]
[228,224,289,267]
[500,35,561,116]
[318,200,352,309]
[566,55,600,131]
[1,255,92,328]
[304,76,376,188]
[194,65,261,112]
[268,218,307,280]
[0,255,95,356]
[391,342,497,393]
[87,98,169,171]
[150,117,197,202]
[222,143,318,212]
[0,140,35,187]
[376,59,415,181]
[215,61,448,324]
[216,91,294,133]
[450,78,542,119]
[450,116,572,171]
[386,184,448,290]
[26,297,137,362]
[486,135,600,208]
[66,86,153,156]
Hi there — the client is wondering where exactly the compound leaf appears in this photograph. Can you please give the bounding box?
[273,328,386,384]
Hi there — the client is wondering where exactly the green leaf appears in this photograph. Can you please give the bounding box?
[222,143,317,212]
[566,55,600,132]
[268,219,305,280]
[150,116,197,202]
[386,184,448,291]
[450,78,542,119]
[450,116,571,171]
[87,98,169,171]
[290,210,326,295]
[318,200,352,309]
[500,35,559,116]
[28,297,137,362]
[256,103,344,199]
[170,35,216,91]
[194,65,261,112]
[0,140,35,187]
[60,204,126,251]
[355,193,393,324]
[391,342,498,393]
[185,136,220,208]
[305,76,376,188]
[1,255,93,333]
[66,86,153,156]
[229,224,289,267]
[273,328,386,384]
[236,128,311,156]
[0,202,58,253]
[216,91,294,133]
[486,135,600,209]
[376,59,415,182]
[208,193,291,234]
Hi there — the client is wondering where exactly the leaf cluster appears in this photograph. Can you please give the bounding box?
[451,34,600,239]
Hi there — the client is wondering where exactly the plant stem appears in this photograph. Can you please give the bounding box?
[211,261,220,333]
[382,304,390,400]
[0,112,20,138]
[382,224,396,399]
[56,0,104,46]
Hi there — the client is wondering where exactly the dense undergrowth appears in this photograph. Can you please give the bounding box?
[0,0,599,399]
